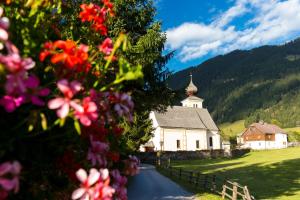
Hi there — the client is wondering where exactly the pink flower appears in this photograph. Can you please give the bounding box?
[0,7,9,43]
[110,170,127,200]
[4,70,28,95]
[24,75,50,106]
[123,155,140,176]
[111,93,134,121]
[0,161,21,196]
[74,97,98,126]
[72,168,115,200]
[87,135,109,167]
[48,79,82,118]
[98,38,113,55]
[0,95,25,112]
[0,53,35,74]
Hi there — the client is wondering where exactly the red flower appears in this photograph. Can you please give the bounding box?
[102,0,115,16]
[79,4,100,22]
[40,40,91,73]
[79,3,109,35]
[107,152,120,162]
[99,38,113,55]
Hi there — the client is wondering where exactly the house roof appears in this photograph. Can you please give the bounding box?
[153,106,219,131]
[242,122,287,136]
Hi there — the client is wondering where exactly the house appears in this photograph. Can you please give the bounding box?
[239,121,288,150]
[140,75,221,152]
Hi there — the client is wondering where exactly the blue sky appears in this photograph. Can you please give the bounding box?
[155,0,300,72]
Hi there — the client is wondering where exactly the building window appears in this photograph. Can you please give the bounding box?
[196,140,199,149]
[176,140,180,149]
[209,137,213,147]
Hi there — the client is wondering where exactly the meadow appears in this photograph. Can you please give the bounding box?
[170,147,300,200]
[219,120,300,142]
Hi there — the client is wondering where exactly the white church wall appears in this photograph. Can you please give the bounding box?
[207,131,221,149]
[149,111,161,151]
[186,129,207,150]
[181,99,203,108]
[163,128,185,151]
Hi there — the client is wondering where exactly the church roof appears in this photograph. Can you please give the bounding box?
[153,106,219,131]
[186,75,198,96]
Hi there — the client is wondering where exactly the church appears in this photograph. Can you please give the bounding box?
[141,75,221,152]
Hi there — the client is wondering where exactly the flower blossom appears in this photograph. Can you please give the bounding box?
[0,42,48,112]
[123,155,140,176]
[0,45,35,95]
[24,75,50,106]
[102,0,114,16]
[74,97,98,126]
[99,38,113,56]
[110,93,134,121]
[87,135,109,167]
[0,7,9,46]
[0,161,21,199]
[0,95,25,113]
[72,168,115,200]
[79,3,108,35]
[48,79,82,118]
[40,40,91,73]
[110,170,127,200]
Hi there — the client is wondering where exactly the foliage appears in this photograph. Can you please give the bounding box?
[0,0,172,199]
[168,39,300,127]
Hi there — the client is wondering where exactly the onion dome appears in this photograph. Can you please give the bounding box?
[186,74,198,96]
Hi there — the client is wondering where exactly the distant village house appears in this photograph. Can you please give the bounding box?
[141,75,221,152]
[238,121,288,150]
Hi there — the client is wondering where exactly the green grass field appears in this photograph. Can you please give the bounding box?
[219,120,245,141]
[219,120,300,142]
[171,147,300,200]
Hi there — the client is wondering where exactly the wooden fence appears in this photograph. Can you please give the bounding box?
[157,159,255,200]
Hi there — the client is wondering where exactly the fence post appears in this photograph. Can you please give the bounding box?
[157,157,161,167]
[195,172,200,187]
[189,171,193,183]
[243,186,252,200]
[233,182,238,200]
[179,168,182,179]
[212,175,217,192]
[169,166,172,176]
[203,175,208,189]
[168,158,171,168]
[222,184,226,199]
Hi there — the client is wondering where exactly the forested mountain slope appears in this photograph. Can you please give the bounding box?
[167,38,300,127]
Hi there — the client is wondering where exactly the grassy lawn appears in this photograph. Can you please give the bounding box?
[219,120,245,140]
[170,147,300,200]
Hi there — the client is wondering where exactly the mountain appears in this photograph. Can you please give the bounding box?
[167,37,300,128]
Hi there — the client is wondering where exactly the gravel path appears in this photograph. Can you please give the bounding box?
[127,164,195,200]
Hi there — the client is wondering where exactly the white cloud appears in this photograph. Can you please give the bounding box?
[166,0,300,62]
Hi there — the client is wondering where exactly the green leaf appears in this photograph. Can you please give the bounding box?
[40,113,47,131]
[74,120,81,135]
[28,124,34,132]
[59,118,65,127]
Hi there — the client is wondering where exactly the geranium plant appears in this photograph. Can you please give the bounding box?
[0,1,144,199]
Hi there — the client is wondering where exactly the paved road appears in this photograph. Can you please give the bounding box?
[127,164,195,200]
